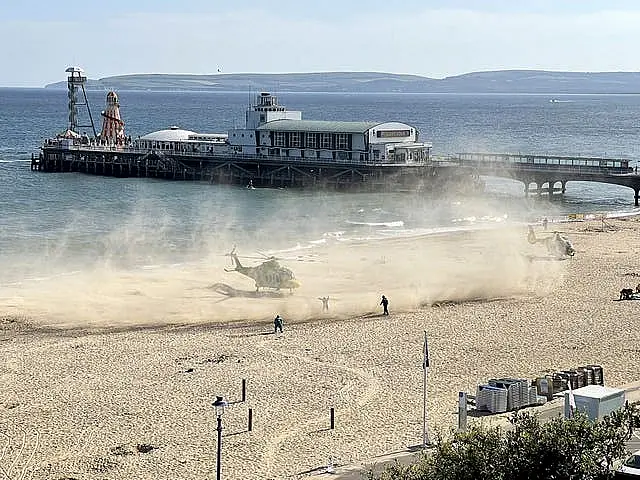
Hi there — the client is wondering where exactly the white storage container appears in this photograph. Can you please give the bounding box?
[564,385,625,420]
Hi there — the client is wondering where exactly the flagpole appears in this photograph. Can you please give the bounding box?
[423,330,430,447]
[566,377,576,418]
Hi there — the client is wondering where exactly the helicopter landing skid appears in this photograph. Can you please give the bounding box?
[209,283,285,298]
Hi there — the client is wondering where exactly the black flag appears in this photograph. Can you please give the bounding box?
[423,331,430,369]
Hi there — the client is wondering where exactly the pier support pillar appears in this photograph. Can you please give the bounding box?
[561,181,566,194]
[635,188,639,207]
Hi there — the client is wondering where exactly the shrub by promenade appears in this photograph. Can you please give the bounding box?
[368,408,638,480]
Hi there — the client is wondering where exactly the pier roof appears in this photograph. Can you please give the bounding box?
[140,127,197,142]
[257,119,380,134]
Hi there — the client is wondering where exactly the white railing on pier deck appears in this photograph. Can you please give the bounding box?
[42,141,432,168]
[454,152,631,170]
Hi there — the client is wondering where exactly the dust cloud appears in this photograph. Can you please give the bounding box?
[0,203,565,331]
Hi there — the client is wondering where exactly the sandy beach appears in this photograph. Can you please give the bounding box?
[2,217,640,479]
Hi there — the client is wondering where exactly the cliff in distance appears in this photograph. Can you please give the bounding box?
[44,70,640,94]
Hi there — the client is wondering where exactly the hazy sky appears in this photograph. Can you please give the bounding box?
[3,0,640,87]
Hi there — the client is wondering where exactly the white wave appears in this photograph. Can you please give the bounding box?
[0,269,83,287]
[263,243,314,257]
[541,208,640,225]
[605,209,640,219]
[346,220,405,227]
[452,214,508,224]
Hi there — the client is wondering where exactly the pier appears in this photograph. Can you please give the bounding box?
[32,67,483,193]
[31,146,478,192]
[32,148,640,203]
[451,152,640,206]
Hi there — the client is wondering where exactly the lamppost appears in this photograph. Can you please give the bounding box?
[213,395,227,480]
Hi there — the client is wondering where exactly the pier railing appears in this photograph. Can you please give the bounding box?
[452,152,633,174]
[41,141,433,168]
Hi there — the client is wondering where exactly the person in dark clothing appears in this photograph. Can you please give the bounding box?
[274,314,284,333]
[380,295,389,315]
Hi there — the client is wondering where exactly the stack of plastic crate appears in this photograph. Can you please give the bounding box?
[579,366,594,386]
[587,364,604,385]
[489,378,529,410]
[552,373,568,393]
[560,370,579,390]
[476,385,508,413]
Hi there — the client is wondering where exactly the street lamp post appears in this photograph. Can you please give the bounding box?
[213,395,228,480]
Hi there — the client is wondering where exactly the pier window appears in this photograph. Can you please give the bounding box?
[320,133,331,149]
[306,133,317,148]
[289,132,301,147]
[336,133,349,150]
[274,131,285,147]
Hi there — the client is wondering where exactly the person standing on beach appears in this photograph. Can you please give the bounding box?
[380,295,389,315]
[274,314,284,334]
[318,296,330,312]
[542,217,548,230]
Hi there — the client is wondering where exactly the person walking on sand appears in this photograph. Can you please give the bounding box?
[274,314,284,334]
[318,296,330,312]
[380,295,389,315]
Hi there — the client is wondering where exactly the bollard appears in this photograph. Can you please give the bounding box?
[330,407,335,430]
[248,408,253,432]
[242,378,246,402]
[458,392,468,432]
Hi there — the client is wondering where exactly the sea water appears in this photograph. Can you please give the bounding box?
[1,88,640,284]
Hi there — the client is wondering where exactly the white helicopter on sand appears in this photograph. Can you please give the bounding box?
[527,226,575,259]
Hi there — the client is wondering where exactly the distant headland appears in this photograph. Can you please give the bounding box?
[44,70,640,94]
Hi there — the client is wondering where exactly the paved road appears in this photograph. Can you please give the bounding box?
[305,380,640,479]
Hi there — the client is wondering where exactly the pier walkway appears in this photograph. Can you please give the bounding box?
[442,152,640,206]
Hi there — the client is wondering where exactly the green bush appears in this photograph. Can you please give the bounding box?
[368,408,634,480]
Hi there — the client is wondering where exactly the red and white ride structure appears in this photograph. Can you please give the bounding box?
[99,91,125,145]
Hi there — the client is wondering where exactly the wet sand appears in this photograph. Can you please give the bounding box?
[2,218,640,479]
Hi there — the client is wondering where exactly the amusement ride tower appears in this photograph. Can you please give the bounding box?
[65,66,97,137]
[100,91,126,144]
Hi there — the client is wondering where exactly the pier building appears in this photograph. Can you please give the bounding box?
[35,67,452,191]
[227,92,431,164]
